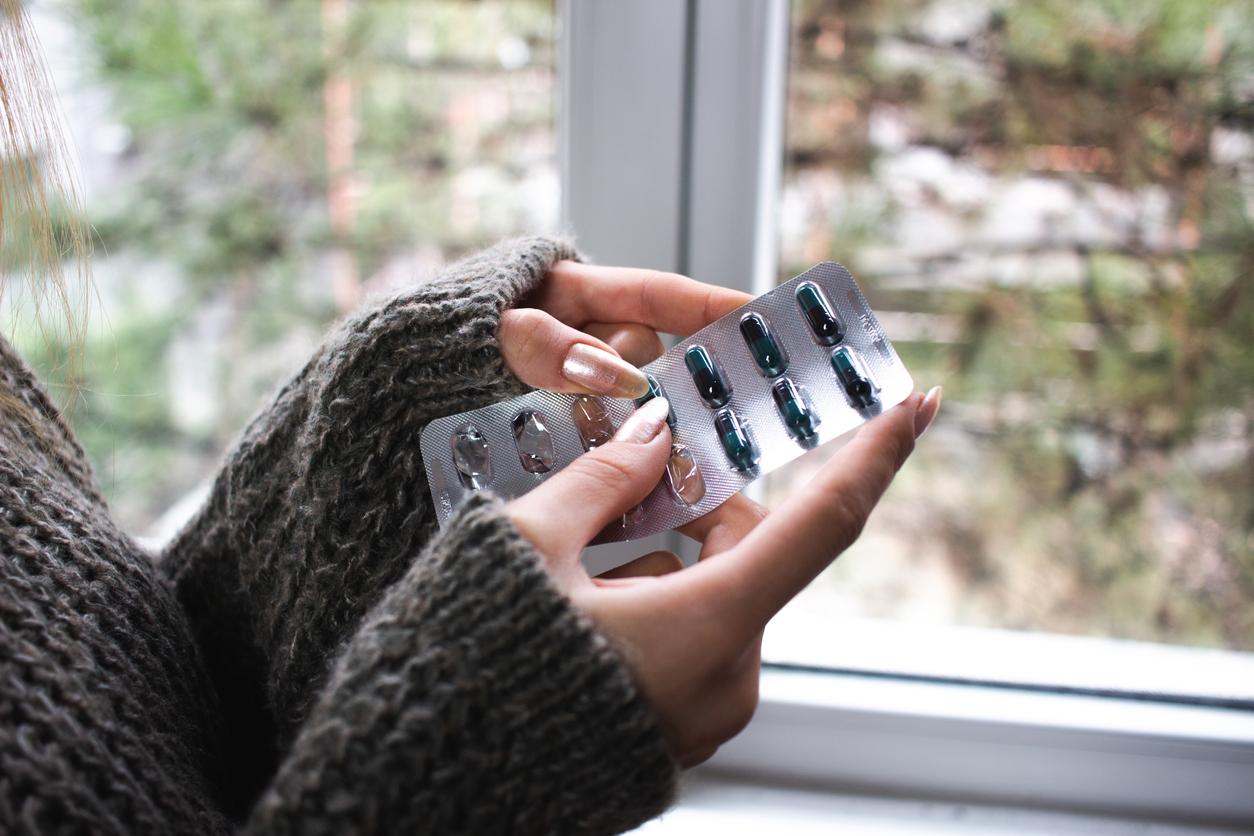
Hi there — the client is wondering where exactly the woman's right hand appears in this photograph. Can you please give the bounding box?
[506,387,940,767]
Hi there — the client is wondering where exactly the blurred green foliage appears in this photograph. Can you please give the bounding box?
[782,0,1253,648]
[9,0,1249,650]
[16,0,555,526]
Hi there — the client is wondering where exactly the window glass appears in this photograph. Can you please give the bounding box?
[767,0,1253,662]
[13,0,557,536]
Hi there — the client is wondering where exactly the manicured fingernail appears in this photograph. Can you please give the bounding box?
[613,397,671,444]
[915,386,942,437]
[562,343,651,399]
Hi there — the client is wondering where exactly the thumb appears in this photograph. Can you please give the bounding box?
[499,308,650,398]
[507,398,673,563]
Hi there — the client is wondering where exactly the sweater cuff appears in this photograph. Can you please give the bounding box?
[308,234,582,433]
[248,491,679,835]
[417,493,680,832]
[378,234,581,409]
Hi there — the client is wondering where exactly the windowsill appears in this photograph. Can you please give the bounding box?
[632,772,1239,835]
[702,667,1254,827]
[763,612,1254,707]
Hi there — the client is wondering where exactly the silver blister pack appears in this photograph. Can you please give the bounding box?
[420,262,914,542]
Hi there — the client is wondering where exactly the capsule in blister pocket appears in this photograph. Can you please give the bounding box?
[713,408,759,471]
[770,378,818,441]
[635,373,677,428]
[684,345,732,408]
[795,281,845,346]
[739,312,789,377]
[830,347,879,409]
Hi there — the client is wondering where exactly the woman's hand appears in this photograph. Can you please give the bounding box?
[507,390,939,766]
[499,259,940,763]
[498,261,752,395]
[498,260,942,765]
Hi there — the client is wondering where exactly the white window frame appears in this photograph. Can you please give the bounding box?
[558,1,1254,828]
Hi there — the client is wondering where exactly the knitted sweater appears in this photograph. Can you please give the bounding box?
[0,236,678,835]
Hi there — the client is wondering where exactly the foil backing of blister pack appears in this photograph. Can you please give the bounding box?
[420,262,914,542]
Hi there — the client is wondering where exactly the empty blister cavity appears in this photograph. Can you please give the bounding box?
[572,395,614,451]
[684,345,732,408]
[635,373,677,428]
[665,443,706,505]
[450,422,492,489]
[594,501,647,543]
[622,503,646,531]
[739,312,789,377]
[831,347,879,409]
[796,281,845,346]
[713,408,759,471]
[771,378,819,440]
[511,410,555,474]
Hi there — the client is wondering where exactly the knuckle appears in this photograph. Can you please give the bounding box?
[508,306,546,331]
[629,324,665,354]
[702,285,720,325]
[504,308,546,354]
[639,271,664,320]
[742,499,770,527]
[825,489,870,551]
[612,324,664,364]
[538,318,573,355]
[722,501,769,544]
[889,422,916,469]
[639,269,688,319]
[575,447,640,495]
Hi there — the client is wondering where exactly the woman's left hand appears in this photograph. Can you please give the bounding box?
[499,261,752,392]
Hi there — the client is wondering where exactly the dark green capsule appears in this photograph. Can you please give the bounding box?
[713,408,759,471]
[771,378,817,440]
[795,281,845,346]
[634,373,677,428]
[830,347,878,409]
[739,313,789,377]
[684,345,732,408]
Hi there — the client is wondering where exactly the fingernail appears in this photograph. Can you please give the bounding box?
[562,343,651,399]
[914,386,942,437]
[613,397,671,444]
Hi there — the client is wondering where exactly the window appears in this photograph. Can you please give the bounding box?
[760,0,1254,697]
[561,1,1253,824]
[15,0,557,537]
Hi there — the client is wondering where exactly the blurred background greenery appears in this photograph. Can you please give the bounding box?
[771,0,1252,650]
[8,0,558,530]
[3,0,1250,653]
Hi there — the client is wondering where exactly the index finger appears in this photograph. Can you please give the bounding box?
[684,393,924,628]
[547,261,753,337]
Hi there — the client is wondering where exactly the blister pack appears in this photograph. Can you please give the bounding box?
[420,262,914,542]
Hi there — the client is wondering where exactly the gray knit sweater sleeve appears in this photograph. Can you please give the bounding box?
[245,493,675,835]
[159,236,679,832]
